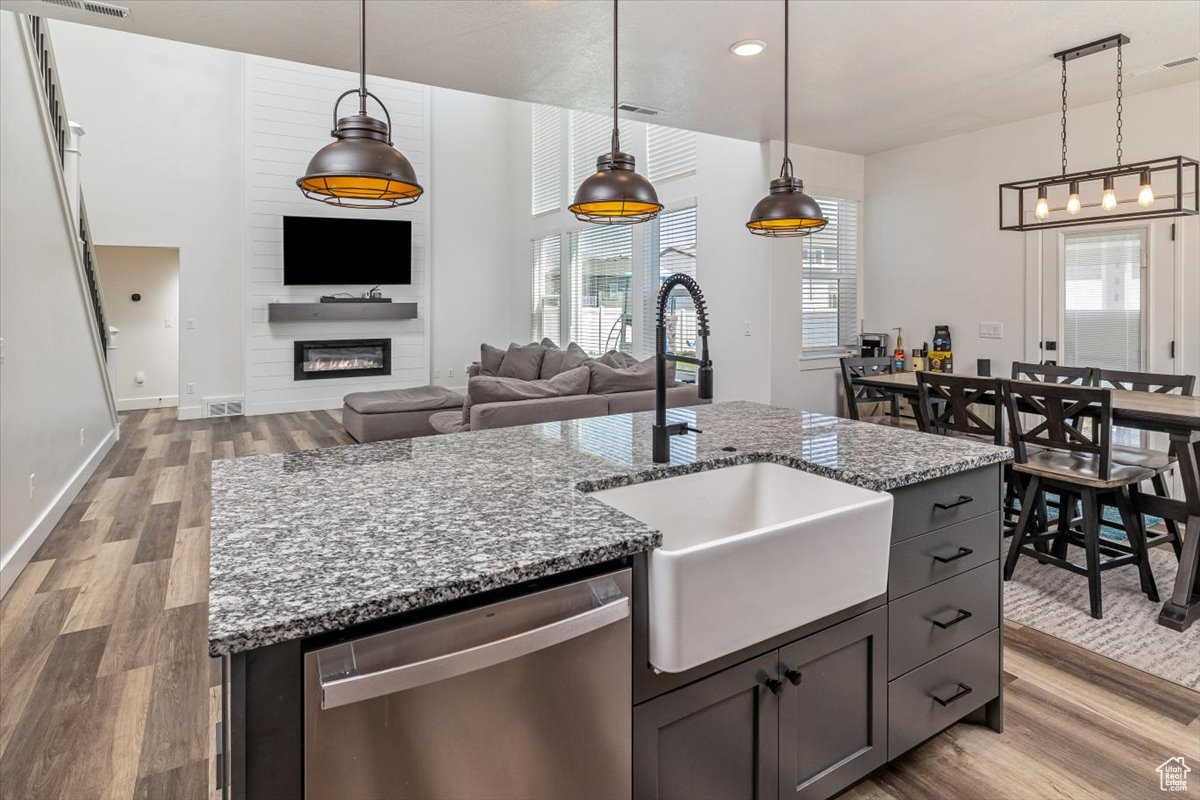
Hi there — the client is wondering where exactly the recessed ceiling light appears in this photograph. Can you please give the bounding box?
[730,39,766,57]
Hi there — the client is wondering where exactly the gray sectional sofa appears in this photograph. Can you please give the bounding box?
[342,339,708,443]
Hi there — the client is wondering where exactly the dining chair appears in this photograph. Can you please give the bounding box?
[1002,380,1158,619]
[1095,368,1195,559]
[838,356,917,428]
[1011,362,1098,386]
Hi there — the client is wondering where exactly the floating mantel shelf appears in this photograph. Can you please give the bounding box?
[268,302,419,322]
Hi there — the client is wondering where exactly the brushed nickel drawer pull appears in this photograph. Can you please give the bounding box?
[933,546,974,564]
[931,682,973,707]
[934,495,973,510]
[931,608,973,629]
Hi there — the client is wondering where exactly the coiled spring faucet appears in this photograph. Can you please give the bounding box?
[653,274,713,463]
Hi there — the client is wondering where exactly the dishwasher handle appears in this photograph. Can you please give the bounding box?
[320,594,630,709]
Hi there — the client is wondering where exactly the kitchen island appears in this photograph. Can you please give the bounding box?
[210,401,1012,799]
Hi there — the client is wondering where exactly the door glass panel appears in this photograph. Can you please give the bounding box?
[1062,230,1144,371]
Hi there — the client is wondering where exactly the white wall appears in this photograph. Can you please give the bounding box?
[864,80,1200,379]
[49,19,244,420]
[1,11,117,595]
[94,245,179,410]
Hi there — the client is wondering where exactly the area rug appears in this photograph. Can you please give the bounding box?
[1003,545,1200,690]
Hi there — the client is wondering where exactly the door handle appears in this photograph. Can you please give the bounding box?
[319,595,630,710]
[783,668,802,686]
[931,682,973,707]
[930,608,973,629]
[932,546,974,564]
[761,677,784,696]
[934,495,973,510]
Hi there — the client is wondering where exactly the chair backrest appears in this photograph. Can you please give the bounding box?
[1097,369,1196,395]
[1003,380,1114,479]
[916,372,1005,445]
[839,356,894,420]
[1011,361,1097,386]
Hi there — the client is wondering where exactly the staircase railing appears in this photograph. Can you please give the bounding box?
[24,14,109,356]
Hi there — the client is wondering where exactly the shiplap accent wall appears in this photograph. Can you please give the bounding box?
[243,55,431,415]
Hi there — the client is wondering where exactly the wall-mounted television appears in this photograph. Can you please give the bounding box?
[283,216,412,285]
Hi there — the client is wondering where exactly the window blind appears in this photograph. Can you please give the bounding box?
[530,234,562,343]
[532,105,564,215]
[801,197,859,355]
[1062,230,1143,371]
[642,206,698,365]
[569,226,633,356]
[647,125,697,182]
[569,110,637,193]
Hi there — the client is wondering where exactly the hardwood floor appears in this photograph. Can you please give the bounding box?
[1,407,1197,799]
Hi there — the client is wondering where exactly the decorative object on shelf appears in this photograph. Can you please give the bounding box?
[746,0,826,237]
[1000,34,1197,231]
[297,0,423,208]
[568,0,662,225]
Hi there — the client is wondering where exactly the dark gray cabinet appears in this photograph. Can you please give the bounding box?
[778,608,887,800]
[634,652,779,800]
[634,609,885,800]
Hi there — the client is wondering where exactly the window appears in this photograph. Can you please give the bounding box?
[569,226,633,356]
[569,110,636,193]
[647,125,697,182]
[643,206,698,371]
[531,234,561,343]
[1062,229,1144,371]
[801,197,859,355]
[531,105,564,215]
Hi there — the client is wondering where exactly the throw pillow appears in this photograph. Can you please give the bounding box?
[587,355,674,394]
[463,365,591,424]
[479,342,506,376]
[540,340,588,379]
[596,349,640,368]
[497,342,545,381]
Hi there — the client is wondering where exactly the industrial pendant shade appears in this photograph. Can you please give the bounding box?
[297,0,423,208]
[747,0,825,237]
[569,0,662,224]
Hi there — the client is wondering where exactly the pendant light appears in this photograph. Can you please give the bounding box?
[297,0,423,208]
[746,0,826,237]
[568,0,662,224]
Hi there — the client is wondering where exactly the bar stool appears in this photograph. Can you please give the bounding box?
[1002,380,1158,619]
[839,356,918,428]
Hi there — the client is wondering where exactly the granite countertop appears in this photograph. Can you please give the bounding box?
[208,401,1011,655]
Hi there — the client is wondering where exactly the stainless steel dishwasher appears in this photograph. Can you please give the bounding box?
[303,568,633,800]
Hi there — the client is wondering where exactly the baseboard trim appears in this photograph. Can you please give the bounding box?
[177,404,205,421]
[115,395,180,411]
[0,426,117,597]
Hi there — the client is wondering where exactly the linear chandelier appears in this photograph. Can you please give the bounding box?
[999,34,1197,232]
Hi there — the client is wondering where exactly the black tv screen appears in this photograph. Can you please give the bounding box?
[283,216,412,285]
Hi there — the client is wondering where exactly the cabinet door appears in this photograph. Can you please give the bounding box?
[777,607,887,800]
[633,652,779,800]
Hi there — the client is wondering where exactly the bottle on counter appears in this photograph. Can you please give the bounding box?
[892,327,906,372]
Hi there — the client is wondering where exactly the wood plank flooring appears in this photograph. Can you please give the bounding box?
[1,407,1198,799]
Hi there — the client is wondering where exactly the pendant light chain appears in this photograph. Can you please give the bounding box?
[1060,55,1068,177]
[1115,40,1124,167]
[781,0,791,179]
[611,0,620,153]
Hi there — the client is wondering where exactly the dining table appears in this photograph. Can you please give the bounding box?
[850,370,1200,632]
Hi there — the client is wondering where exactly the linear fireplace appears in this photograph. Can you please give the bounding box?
[294,338,391,381]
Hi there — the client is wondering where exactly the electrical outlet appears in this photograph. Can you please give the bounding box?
[979,322,1003,339]
[186,382,196,395]
[744,321,752,336]
[28,473,35,499]
[185,318,196,330]
[80,427,85,446]
[448,367,454,378]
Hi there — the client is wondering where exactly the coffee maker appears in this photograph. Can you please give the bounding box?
[859,333,889,358]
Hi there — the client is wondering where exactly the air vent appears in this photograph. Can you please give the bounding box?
[617,103,662,116]
[1163,55,1199,69]
[205,398,245,418]
[1125,53,1200,77]
[40,0,131,19]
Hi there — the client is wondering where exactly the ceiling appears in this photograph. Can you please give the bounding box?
[4,0,1198,154]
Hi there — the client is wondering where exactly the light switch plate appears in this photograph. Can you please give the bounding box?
[979,322,1003,339]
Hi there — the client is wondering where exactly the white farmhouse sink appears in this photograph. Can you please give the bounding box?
[591,462,893,673]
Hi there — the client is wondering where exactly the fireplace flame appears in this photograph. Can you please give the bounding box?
[304,358,383,372]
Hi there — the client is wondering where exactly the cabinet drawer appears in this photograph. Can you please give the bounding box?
[888,629,1000,760]
[889,513,1000,600]
[890,466,1000,543]
[888,562,998,679]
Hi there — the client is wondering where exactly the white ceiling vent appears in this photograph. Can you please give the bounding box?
[1125,53,1200,77]
[40,0,131,19]
[617,103,662,116]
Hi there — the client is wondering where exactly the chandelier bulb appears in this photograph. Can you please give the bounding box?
[1035,185,1049,220]
[1066,181,1082,215]
[1101,176,1117,211]
[1138,170,1155,207]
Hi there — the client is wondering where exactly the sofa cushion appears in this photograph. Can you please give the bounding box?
[343,385,464,415]
[430,410,470,434]
[497,342,546,381]
[540,341,588,379]
[596,349,640,368]
[464,365,590,423]
[605,384,706,414]
[479,342,506,376]
[472,394,610,431]
[586,356,675,393]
